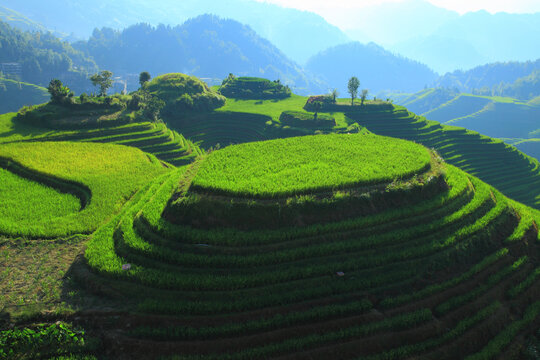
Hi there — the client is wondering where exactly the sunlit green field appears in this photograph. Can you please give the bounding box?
[0,141,169,237]
[0,168,80,223]
[192,134,432,197]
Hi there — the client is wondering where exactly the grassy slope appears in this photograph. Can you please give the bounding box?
[0,141,168,237]
[0,78,49,114]
[217,95,349,126]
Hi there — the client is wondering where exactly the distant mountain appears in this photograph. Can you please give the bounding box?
[0,0,349,65]
[435,59,540,96]
[0,21,98,93]
[305,42,438,95]
[73,16,327,95]
[341,0,540,74]
[343,0,459,46]
[0,6,49,34]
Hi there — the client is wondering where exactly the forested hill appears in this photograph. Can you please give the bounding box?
[0,21,97,93]
[305,42,438,95]
[1,0,349,65]
[435,59,540,98]
[73,15,327,95]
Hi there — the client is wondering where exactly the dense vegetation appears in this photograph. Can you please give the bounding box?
[435,59,540,97]
[146,73,226,113]
[219,76,291,100]
[0,21,97,93]
[1,0,349,65]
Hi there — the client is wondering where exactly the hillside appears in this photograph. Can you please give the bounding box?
[0,5,50,34]
[0,0,349,65]
[387,89,540,161]
[1,79,540,358]
[305,42,438,95]
[435,59,540,95]
[82,134,540,358]
[0,77,49,113]
[74,16,327,95]
[0,21,98,93]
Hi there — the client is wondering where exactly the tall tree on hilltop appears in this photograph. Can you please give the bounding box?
[361,89,369,106]
[90,70,113,96]
[348,77,359,106]
[139,71,151,88]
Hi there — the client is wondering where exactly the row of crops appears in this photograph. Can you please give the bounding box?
[346,106,540,209]
[81,154,540,358]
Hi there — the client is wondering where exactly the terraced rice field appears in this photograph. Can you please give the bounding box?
[0,113,203,167]
[0,141,168,238]
[80,134,540,359]
[346,106,540,209]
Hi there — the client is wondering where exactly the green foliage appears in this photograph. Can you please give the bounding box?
[139,71,151,88]
[191,134,432,198]
[0,322,88,359]
[220,76,291,100]
[348,76,360,105]
[89,70,113,96]
[0,21,97,92]
[47,79,72,104]
[145,73,226,113]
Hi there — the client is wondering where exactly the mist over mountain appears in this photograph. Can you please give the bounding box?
[73,15,327,95]
[305,42,438,95]
[0,0,349,65]
[342,0,540,73]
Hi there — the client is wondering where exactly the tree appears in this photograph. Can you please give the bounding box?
[139,71,151,88]
[47,79,71,104]
[312,101,323,121]
[348,77,360,106]
[361,89,369,106]
[144,96,165,122]
[331,89,339,103]
[90,70,113,96]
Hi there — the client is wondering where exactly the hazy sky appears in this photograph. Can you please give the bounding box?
[256,0,540,15]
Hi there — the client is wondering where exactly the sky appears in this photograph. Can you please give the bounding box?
[256,0,540,15]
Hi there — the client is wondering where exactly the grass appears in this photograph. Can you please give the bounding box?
[0,142,168,238]
[191,134,432,198]
[0,167,80,223]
